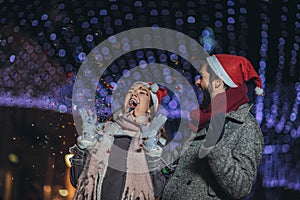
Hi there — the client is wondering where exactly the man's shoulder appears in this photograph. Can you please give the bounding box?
[227,103,263,137]
[226,103,253,123]
[235,104,264,144]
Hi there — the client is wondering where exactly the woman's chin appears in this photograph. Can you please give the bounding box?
[132,109,146,116]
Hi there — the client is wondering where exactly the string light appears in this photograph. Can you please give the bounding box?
[255,0,269,125]
[226,0,237,55]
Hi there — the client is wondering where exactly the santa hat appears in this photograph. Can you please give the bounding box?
[134,81,167,112]
[206,54,264,96]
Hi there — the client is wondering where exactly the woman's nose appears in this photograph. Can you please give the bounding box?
[131,90,138,97]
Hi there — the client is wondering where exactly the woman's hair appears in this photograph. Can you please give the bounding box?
[159,127,168,141]
[148,97,156,120]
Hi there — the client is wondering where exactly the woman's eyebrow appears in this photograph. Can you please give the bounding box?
[137,86,147,91]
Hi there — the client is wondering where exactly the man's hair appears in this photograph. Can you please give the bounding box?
[206,64,218,82]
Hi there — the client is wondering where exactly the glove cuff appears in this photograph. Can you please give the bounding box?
[145,152,162,172]
[144,145,163,157]
[69,144,85,157]
[69,144,86,166]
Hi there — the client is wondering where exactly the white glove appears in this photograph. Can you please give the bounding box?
[142,114,167,153]
[77,109,103,149]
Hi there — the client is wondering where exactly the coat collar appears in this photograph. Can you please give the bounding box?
[226,103,253,123]
[195,103,253,137]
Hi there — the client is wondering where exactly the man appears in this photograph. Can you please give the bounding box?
[162,54,264,200]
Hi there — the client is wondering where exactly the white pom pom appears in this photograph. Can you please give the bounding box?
[255,87,264,96]
[150,83,159,93]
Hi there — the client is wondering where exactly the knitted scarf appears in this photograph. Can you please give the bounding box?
[73,111,155,200]
[189,84,249,132]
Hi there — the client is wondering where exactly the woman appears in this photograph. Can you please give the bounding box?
[69,81,168,200]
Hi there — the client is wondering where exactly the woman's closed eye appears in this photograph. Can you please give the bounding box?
[138,90,149,96]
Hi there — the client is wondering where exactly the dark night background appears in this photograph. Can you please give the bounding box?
[0,0,299,199]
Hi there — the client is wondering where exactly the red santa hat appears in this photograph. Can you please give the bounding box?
[134,81,167,112]
[206,54,264,96]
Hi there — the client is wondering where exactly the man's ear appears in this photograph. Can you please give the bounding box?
[212,78,224,89]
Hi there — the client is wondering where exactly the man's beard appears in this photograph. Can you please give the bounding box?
[200,87,211,110]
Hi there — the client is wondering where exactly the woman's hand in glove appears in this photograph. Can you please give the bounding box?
[77,109,103,149]
[141,114,167,153]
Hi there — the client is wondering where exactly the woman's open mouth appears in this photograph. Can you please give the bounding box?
[128,98,138,112]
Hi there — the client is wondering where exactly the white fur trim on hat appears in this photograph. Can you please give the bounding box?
[206,55,238,88]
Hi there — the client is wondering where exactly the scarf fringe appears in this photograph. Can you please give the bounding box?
[74,112,155,200]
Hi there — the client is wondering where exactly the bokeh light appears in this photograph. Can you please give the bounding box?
[0,0,299,199]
